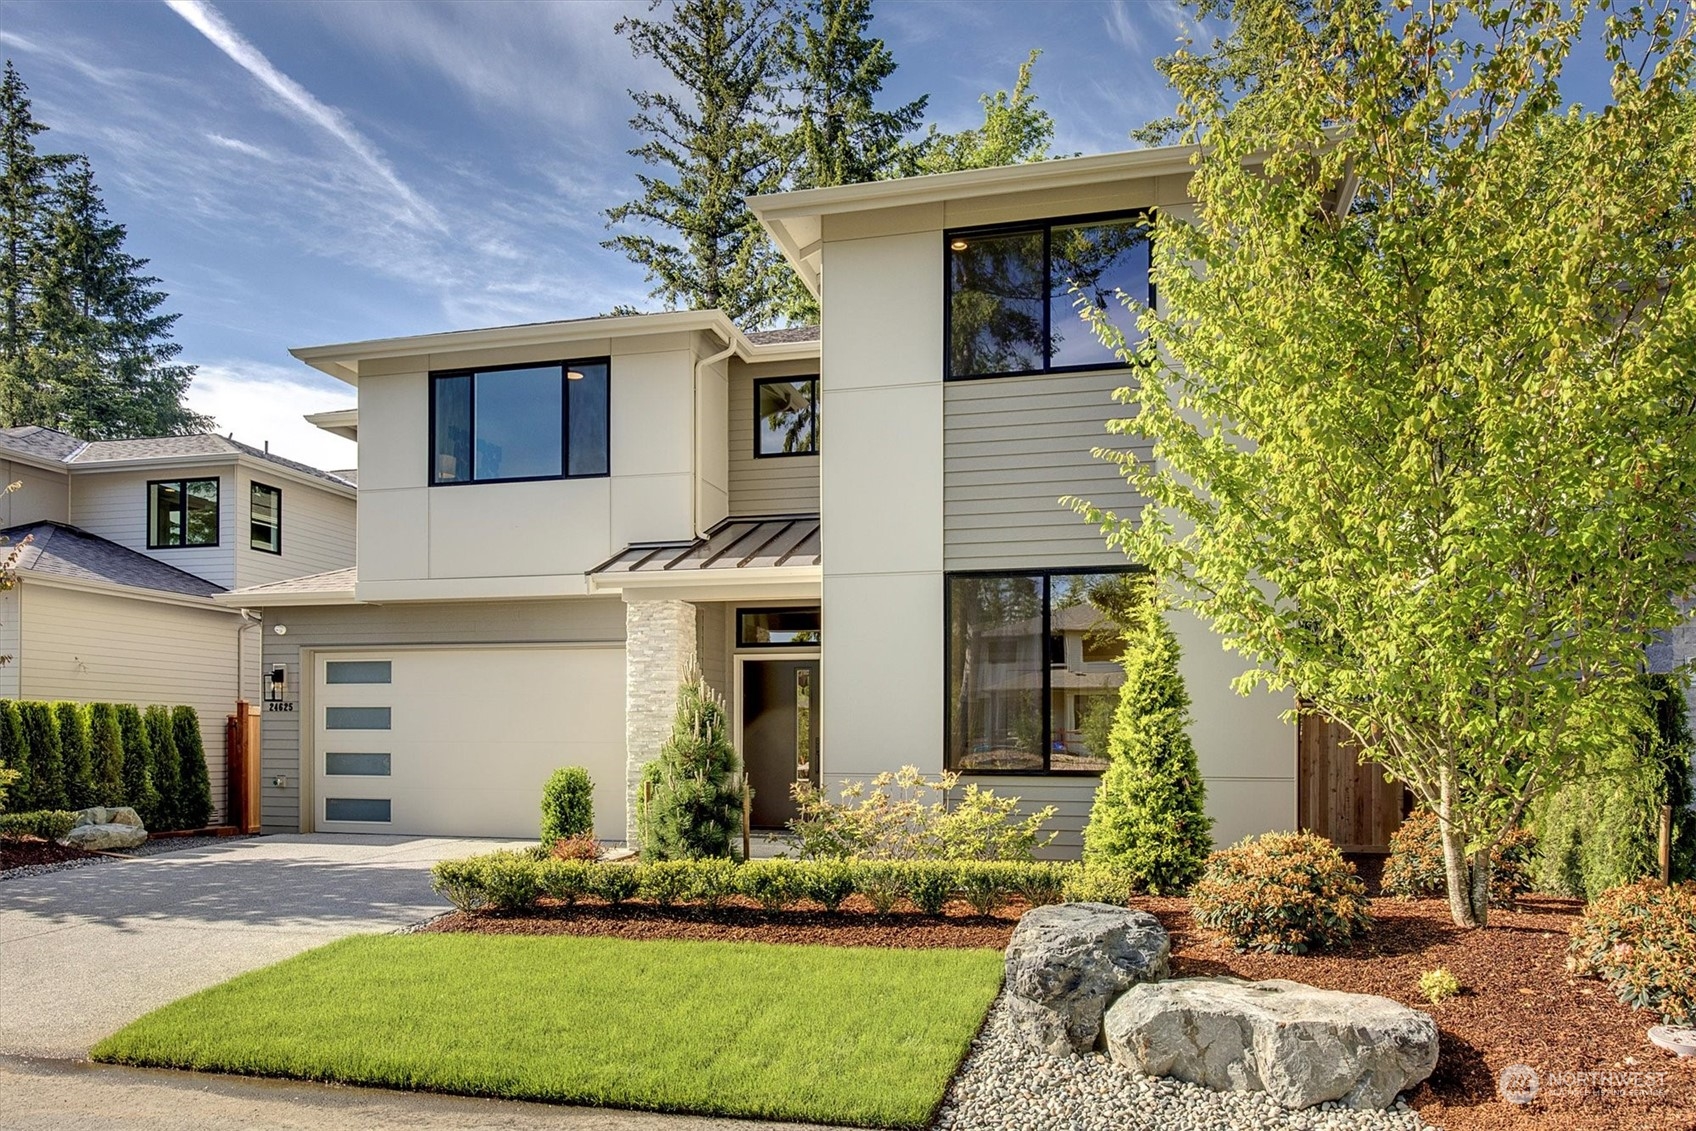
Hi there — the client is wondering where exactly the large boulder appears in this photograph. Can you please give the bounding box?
[58,807,148,851]
[69,807,144,829]
[1004,902,1171,1055]
[1104,977,1439,1110]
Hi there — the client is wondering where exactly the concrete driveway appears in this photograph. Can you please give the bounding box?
[0,834,525,1059]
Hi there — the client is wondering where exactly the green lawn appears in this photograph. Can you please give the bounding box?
[92,934,1003,1128]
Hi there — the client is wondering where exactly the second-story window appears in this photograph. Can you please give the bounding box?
[148,478,219,548]
[753,376,818,457]
[945,211,1151,379]
[251,482,282,553]
[430,358,610,485]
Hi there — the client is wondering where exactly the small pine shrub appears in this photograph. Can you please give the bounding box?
[637,860,694,907]
[0,809,78,840]
[55,703,94,810]
[0,701,32,812]
[549,834,601,861]
[1191,831,1372,954]
[87,703,125,807]
[1419,968,1462,1004]
[171,707,213,829]
[590,863,641,906]
[1567,880,1696,1025]
[143,706,180,831]
[639,675,743,860]
[801,858,856,911]
[855,860,905,914]
[115,705,159,827]
[1384,809,1534,907]
[1063,864,1133,906]
[538,859,595,905]
[18,703,65,811]
[541,767,594,843]
[738,859,807,911]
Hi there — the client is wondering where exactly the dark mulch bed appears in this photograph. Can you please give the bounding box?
[0,836,97,871]
[433,891,1695,1131]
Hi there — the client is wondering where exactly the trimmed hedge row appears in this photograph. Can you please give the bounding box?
[431,853,1091,916]
[0,700,211,832]
[0,809,78,840]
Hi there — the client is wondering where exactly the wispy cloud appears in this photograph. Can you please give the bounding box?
[186,360,357,470]
[205,132,272,160]
[162,0,442,231]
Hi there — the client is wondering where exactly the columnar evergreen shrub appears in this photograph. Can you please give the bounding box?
[171,706,212,829]
[1081,587,1212,895]
[1190,831,1372,954]
[55,703,94,810]
[86,702,125,807]
[639,675,743,860]
[541,766,595,844]
[0,701,32,812]
[18,702,65,811]
[143,705,180,830]
[115,705,159,827]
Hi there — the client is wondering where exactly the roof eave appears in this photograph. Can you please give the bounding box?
[67,451,355,497]
[18,569,233,611]
[210,586,358,608]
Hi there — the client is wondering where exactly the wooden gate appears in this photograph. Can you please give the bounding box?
[226,701,262,834]
[1296,713,1406,853]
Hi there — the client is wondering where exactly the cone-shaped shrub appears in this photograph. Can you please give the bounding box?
[172,706,213,830]
[116,704,159,826]
[1082,584,1213,895]
[0,700,33,812]
[87,702,125,807]
[55,703,94,810]
[18,703,65,811]
[541,766,594,843]
[144,705,181,830]
[639,674,743,860]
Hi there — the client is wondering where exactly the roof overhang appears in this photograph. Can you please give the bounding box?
[748,144,1202,299]
[589,565,821,603]
[304,408,358,442]
[65,451,356,499]
[18,569,240,613]
[210,586,357,608]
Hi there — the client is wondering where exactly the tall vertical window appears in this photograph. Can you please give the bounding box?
[430,358,609,485]
[946,568,1144,774]
[946,211,1151,379]
[147,478,220,548]
[250,482,282,553]
[753,376,819,457]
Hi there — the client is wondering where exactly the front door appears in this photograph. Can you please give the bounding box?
[743,660,820,829]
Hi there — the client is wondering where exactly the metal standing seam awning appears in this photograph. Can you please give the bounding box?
[587,515,821,599]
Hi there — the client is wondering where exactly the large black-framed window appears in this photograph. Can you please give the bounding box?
[250,482,282,554]
[147,478,220,548]
[945,210,1152,380]
[753,376,818,458]
[429,358,610,485]
[945,567,1145,775]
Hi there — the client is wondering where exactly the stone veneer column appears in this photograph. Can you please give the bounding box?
[624,598,699,845]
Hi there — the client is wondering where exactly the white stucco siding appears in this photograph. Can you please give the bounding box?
[67,467,236,589]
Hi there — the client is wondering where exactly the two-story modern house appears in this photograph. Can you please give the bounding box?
[0,426,357,820]
[226,144,1300,853]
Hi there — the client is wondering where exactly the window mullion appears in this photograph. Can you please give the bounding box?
[1040,570,1052,772]
[466,373,477,483]
[1041,226,1053,372]
[560,364,571,477]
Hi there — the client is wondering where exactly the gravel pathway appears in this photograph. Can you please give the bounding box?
[0,835,252,882]
[933,994,1434,1131]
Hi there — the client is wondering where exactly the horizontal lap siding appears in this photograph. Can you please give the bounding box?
[68,468,236,589]
[943,371,1148,571]
[257,598,627,832]
[236,471,356,590]
[728,364,820,516]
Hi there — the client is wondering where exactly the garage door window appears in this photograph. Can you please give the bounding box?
[325,661,392,684]
[325,798,391,823]
[325,752,391,776]
[325,707,391,730]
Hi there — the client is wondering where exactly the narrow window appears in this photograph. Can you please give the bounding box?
[324,660,392,684]
[753,376,818,457]
[429,358,610,485]
[325,753,391,776]
[325,798,391,822]
[250,482,282,553]
[147,478,220,548]
[738,607,821,647]
[325,707,391,730]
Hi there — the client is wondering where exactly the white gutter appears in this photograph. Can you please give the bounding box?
[20,570,243,613]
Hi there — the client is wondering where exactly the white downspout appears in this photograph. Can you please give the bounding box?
[235,608,261,705]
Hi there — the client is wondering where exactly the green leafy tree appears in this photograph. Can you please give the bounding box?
[55,701,92,810]
[115,704,158,825]
[640,673,744,859]
[172,706,212,830]
[0,699,30,811]
[915,49,1057,175]
[605,0,790,326]
[1071,0,1696,927]
[86,701,124,807]
[143,704,179,831]
[18,702,63,810]
[1082,580,1212,893]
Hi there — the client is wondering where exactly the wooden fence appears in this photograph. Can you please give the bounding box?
[1296,712,1407,853]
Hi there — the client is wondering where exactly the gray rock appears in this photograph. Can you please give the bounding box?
[1004,902,1171,1055]
[59,822,148,850]
[1104,977,1438,1110]
[69,806,144,830]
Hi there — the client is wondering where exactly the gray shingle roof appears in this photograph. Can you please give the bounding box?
[744,326,820,345]
[227,567,357,597]
[591,514,820,575]
[0,425,86,463]
[68,434,354,488]
[3,522,226,598]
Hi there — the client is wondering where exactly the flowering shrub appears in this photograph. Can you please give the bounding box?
[1567,880,1696,1024]
[1383,809,1534,906]
[1190,831,1371,954]
[790,765,1057,861]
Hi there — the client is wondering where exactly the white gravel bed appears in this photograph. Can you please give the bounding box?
[933,993,1434,1131]
[0,834,252,882]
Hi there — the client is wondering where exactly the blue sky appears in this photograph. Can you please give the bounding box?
[0,1,1616,469]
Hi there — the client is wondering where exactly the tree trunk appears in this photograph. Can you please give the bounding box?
[1437,778,1482,928]
[1468,844,1492,929]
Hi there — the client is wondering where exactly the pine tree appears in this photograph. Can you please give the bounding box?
[18,702,63,810]
[115,704,158,825]
[54,701,93,810]
[639,673,744,860]
[916,50,1057,174]
[0,699,31,811]
[0,60,64,426]
[86,701,125,807]
[144,704,180,831]
[172,706,212,830]
[605,0,791,326]
[1082,585,1213,894]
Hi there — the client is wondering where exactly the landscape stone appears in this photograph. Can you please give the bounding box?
[1004,902,1171,1055]
[60,806,148,850]
[68,807,144,829]
[1104,977,1439,1110]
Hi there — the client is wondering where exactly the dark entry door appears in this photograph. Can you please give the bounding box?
[743,660,820,829]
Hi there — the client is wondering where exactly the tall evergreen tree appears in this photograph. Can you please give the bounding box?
[0,699,32,812]
[115,704,158,825]
[0,61,63,426]
[916,50,1057,174]
[54,701,93,810]
[172,706,213,830]
[18,702,64,811]
[86,701,124,808]
[605,0,791,326]
[144,704,180,831]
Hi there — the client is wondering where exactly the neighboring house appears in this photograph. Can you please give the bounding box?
[0,426,357,820]
[225,144,1296,853]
